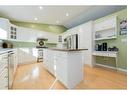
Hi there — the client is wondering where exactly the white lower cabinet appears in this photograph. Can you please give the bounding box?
[0,53,8,89]
[43,49,83,89]
[55,57,67,85]
[18,48,37,65]
[13,49,18,75]
[43,49,55,75]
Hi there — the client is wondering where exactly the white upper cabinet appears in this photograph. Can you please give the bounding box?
[36,30,57,43]
[94,16,117,41]
[17,27,36,42]
[94,16,117,32]
[78,21,93,49]
[17,26,57,43]
[0,18,57,43]
[0,18,18,41]
[0,18,10,40]
[9,24,18,41]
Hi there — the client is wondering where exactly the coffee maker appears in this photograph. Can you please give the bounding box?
[95,42,107,51]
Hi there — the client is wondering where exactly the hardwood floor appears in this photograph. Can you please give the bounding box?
[12,63,127,89]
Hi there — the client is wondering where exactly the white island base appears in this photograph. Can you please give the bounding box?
[43,48,87,89]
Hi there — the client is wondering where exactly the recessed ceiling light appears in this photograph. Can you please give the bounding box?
[34,18,38,21]
[39,6,43,10]
[56,20,59,24]
[66,13,69,17]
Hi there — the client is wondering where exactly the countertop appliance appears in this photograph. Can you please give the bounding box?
[2,42,13,48]
[8,51,15,89]
[102,43,107,51]
[66,34,78,49]
[95,42,107,51]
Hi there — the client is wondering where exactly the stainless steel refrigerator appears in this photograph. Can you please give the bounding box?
[66,34,78,49]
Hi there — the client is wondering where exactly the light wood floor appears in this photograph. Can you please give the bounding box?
[12,63,127,89]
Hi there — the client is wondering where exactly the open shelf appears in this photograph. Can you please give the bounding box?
[94,27,117,41]
[94,36,117,41]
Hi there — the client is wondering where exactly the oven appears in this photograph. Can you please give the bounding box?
[37,48,43,62]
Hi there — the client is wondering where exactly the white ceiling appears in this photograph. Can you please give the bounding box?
[0,6,126,28]
[0,6,91,25]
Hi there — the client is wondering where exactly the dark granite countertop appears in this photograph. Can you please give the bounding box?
[43,48,88,52]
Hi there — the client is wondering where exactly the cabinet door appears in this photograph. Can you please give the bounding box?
[0,18,10,39]
[17,27,35,42]
[48,50,55,75]
[56,57,67,85]
[43,49,49,69]
[79,22,93,65]
[0,53,8,89]
[43,49,55,75]
[94,16,116,31]
[13,50,18,75]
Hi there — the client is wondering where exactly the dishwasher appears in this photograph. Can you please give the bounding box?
[8,51,15,89]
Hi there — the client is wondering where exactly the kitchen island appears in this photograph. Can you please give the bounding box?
[43,48,88,89]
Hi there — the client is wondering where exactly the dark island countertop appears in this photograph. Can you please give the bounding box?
[43,48,88,52]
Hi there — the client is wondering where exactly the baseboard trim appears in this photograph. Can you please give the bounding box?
[95,63,117,70]
[117,68,127,73]
[84,63,93,67]
[96,63,127,73]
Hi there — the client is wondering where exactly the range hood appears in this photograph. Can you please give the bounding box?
[37,38,48,41]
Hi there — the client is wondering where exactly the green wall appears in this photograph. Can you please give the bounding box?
[94,8,127,70]
[2,40,57,48]
[10,21,67,34]
[7,41,36,48]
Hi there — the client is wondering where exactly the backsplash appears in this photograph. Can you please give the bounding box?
[0,40,57,48]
